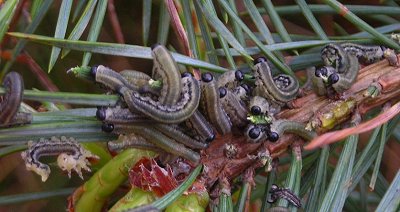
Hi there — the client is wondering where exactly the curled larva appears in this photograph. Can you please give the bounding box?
[120,74,200,124]
[269,119,317,143]
[185,110,215,143]
[108,123,200,164]
[321,43,350,73]
[107,133,161,153]
[0,72,24,125]
[96,106,152,124]
[21,136,99,182]
[199,72,232,135]
[252,57,299,105]
[267,184,302,208]
[219,87,249,128]
[154,123,208,149]
[217,69,244,89]
[331,54,360,93]
[151,44,182,105]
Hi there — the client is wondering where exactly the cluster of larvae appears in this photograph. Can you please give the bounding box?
[311,43,397,97]
[86,44,315,164]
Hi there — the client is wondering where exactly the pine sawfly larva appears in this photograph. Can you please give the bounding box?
[21,136,99,182]
[154,123,208,149]
[185,110,215,143]
[269,119,316,143]
[120,74,200,124]
[199,72,232,135]
[252,57,299,105]
[151,44,182,105]
[217,69,244,89]
[0,72,24,125]
[96,106,152,124]
[219,87,249,128]
[107,133,161,153]
[106,123,200,163]
[267,184,302,208]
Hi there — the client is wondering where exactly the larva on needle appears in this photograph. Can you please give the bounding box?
[21,136,99,182]
[0,72,24,125]
[151,44,182,106]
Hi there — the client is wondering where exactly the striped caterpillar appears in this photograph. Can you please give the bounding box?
[21,136,99,182]
[252,57,299,107]
[199,72,232,135]
[267,184,302,208]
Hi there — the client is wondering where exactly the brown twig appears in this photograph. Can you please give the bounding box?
[201,55,400,194]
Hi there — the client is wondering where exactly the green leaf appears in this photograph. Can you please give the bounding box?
[82,0,107,66]
[195,0,252,61]
[235,181,249,212]
[48,0,73,72]
[0,188,75,205]
[375,170,400,212]
[369,123,387,190]
[142,0,152,46]
[157,2,170,45]
[323,0,400,50]
[8,32,228,73]
[152,165,203,210]
[295,0,329,40]
[61,0,98,58]
[217,0,295,76]
[0,0,20,43]
[319,135,358,212]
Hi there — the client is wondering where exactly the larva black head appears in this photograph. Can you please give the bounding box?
[219,87,227,98]
[205,134,215,143]
[315,67,327,77]
[251,106,262,115]
[254,57,267,65]
[201,72,213,82]
[328,73,339,85]
[235,70,244,81]
[96,107,107,121]
[268,131,279,142]
[151,43,161,50]
[248,126,261,139]
[270,184,279,191]
[90,66,98,78]
[181,72,192,78]
[102,123,114,133]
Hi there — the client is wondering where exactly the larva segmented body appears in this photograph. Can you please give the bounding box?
[267,184,302,208]
[270,119,316,142]
[0,72,24,125]
[121,75,200,124]
[151,45,182,105]
[199,73,232,135]
[107,133,161,153]
[341,43,386,64]
[185,110,215,143]
[252,57,299,106]
[154,123,208,149]
[96,107,152,124]
[21,136,99,182]
[217,70,244,89]
[219,87,249,128]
